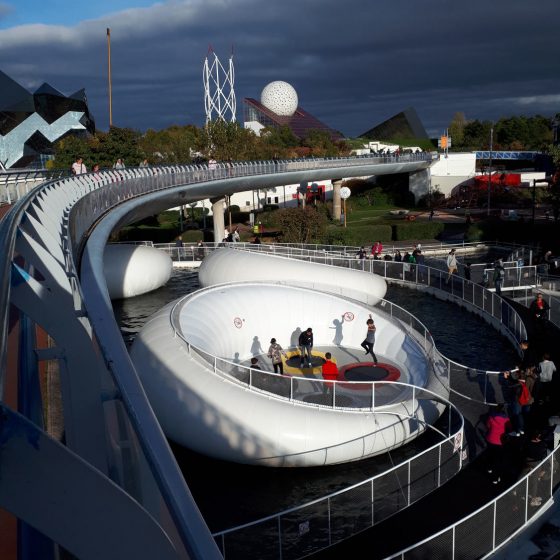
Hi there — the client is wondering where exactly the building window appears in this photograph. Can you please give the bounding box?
[267,197,271,204]
[274,196,279,203]
[245,201,250,206]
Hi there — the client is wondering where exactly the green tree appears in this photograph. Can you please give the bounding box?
[94,126,143,167]
[448,112,466,148]
[301,129,341,157]
[52,134,91,169]
[139,125,200,164]
[462,120,493,150]
[196,120,259,161]
[270,206,329,243]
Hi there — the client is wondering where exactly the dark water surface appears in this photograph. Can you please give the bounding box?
[112,270,518,532]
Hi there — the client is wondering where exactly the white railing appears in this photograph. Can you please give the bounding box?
[509,287,560,330]
[169,285,441,411]
[157,243,527,406]
[1,157,434,558]
[212,394,464,560]
[386,444,560,559]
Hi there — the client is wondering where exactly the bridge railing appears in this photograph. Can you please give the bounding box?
[215,245,527,406]
[2,157,436,558]
[153,241,527,406]
[509,287,560,330]
[211,397,464,560]
[386,444,560,560]
[1,152,433,206]
[0,168,71,204]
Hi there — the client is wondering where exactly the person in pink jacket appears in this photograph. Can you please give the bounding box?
[485,403,511,484]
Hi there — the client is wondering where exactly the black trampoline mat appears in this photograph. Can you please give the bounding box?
[344,366,389,381]
[286,355,326,368]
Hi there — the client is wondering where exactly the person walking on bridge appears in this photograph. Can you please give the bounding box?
[493,259,505,296]
[446,248,458,284]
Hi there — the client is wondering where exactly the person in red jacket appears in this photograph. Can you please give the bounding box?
[321,352,339,396]
[485,403,511,484]
[371,241,383,259]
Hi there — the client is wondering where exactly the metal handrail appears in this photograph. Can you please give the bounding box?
[212,393,464,559]
[386,443,560,559]
[154,242,528,405]
[176,244,526,405]
[168,283,441,410]
[0,156,435,558]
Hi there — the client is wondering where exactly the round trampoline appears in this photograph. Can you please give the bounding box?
[339,362,400,383]
[285,354,326,369]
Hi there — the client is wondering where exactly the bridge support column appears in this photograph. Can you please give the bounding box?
[409,168,430,204]
[332,179,343,222]
[211,197,226,242]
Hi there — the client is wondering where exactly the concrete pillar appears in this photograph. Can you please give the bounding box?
[332,179,343,221]
[409,169,430,204]
[211,197,226,242]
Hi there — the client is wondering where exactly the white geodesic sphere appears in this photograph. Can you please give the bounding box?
[260,81,298,116]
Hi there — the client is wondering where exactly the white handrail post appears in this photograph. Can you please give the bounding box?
[290,377,293,401]
[407,460,411,505]
[327,497,332,546]
[277,515,283,560]
[551,453,555,498]
[452,526,456,560]
[524,478,529,524]
[492,499,497,551]
[371,478,375,525]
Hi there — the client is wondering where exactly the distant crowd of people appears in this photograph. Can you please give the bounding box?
[484,339,558,490]
[71,156,150,175]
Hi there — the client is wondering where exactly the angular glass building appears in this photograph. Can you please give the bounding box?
[243,97,343,141]
[0,70,95,169]
[360,107,428,142]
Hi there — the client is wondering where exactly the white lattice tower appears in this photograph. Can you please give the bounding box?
[203,49,236,124]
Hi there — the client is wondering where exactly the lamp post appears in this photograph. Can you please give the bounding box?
[487,126,494,216]
[532,179,537,224]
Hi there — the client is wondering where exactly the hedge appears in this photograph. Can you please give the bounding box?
[325,224,392,246]
[392,221,444,241]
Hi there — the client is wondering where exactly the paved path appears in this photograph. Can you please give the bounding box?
[310,297,560,559]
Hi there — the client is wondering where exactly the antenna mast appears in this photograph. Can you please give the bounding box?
[203,48,236,123]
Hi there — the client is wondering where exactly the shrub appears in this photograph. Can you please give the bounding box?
[392,222,444,241]
[158,210,180,224]
[182,230,204,242]
[465,224,484,242]
[262,204,280,212]
[231,211,251,224]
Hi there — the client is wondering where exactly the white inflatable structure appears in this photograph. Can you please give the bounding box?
[104,244,172,300]
[130,280,448,467]
[199,248,388,306]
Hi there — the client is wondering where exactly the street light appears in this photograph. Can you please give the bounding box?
[487,126,494,216]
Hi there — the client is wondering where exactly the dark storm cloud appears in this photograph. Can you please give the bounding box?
[0,0,558,136]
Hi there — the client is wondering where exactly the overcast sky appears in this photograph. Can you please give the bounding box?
[1,0,558,137]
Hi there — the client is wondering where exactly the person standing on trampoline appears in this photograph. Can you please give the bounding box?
[267,338,287,375]
[361,314,378,363]
[299,328,314,368]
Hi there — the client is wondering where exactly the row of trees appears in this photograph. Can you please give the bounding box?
[51,121,350,169]
[448,112,557,151]
[52,112,559,170]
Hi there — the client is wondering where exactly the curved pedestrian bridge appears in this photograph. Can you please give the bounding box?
[0,157,548,560]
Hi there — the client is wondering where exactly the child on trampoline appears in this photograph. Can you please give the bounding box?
[361,314,378,363]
